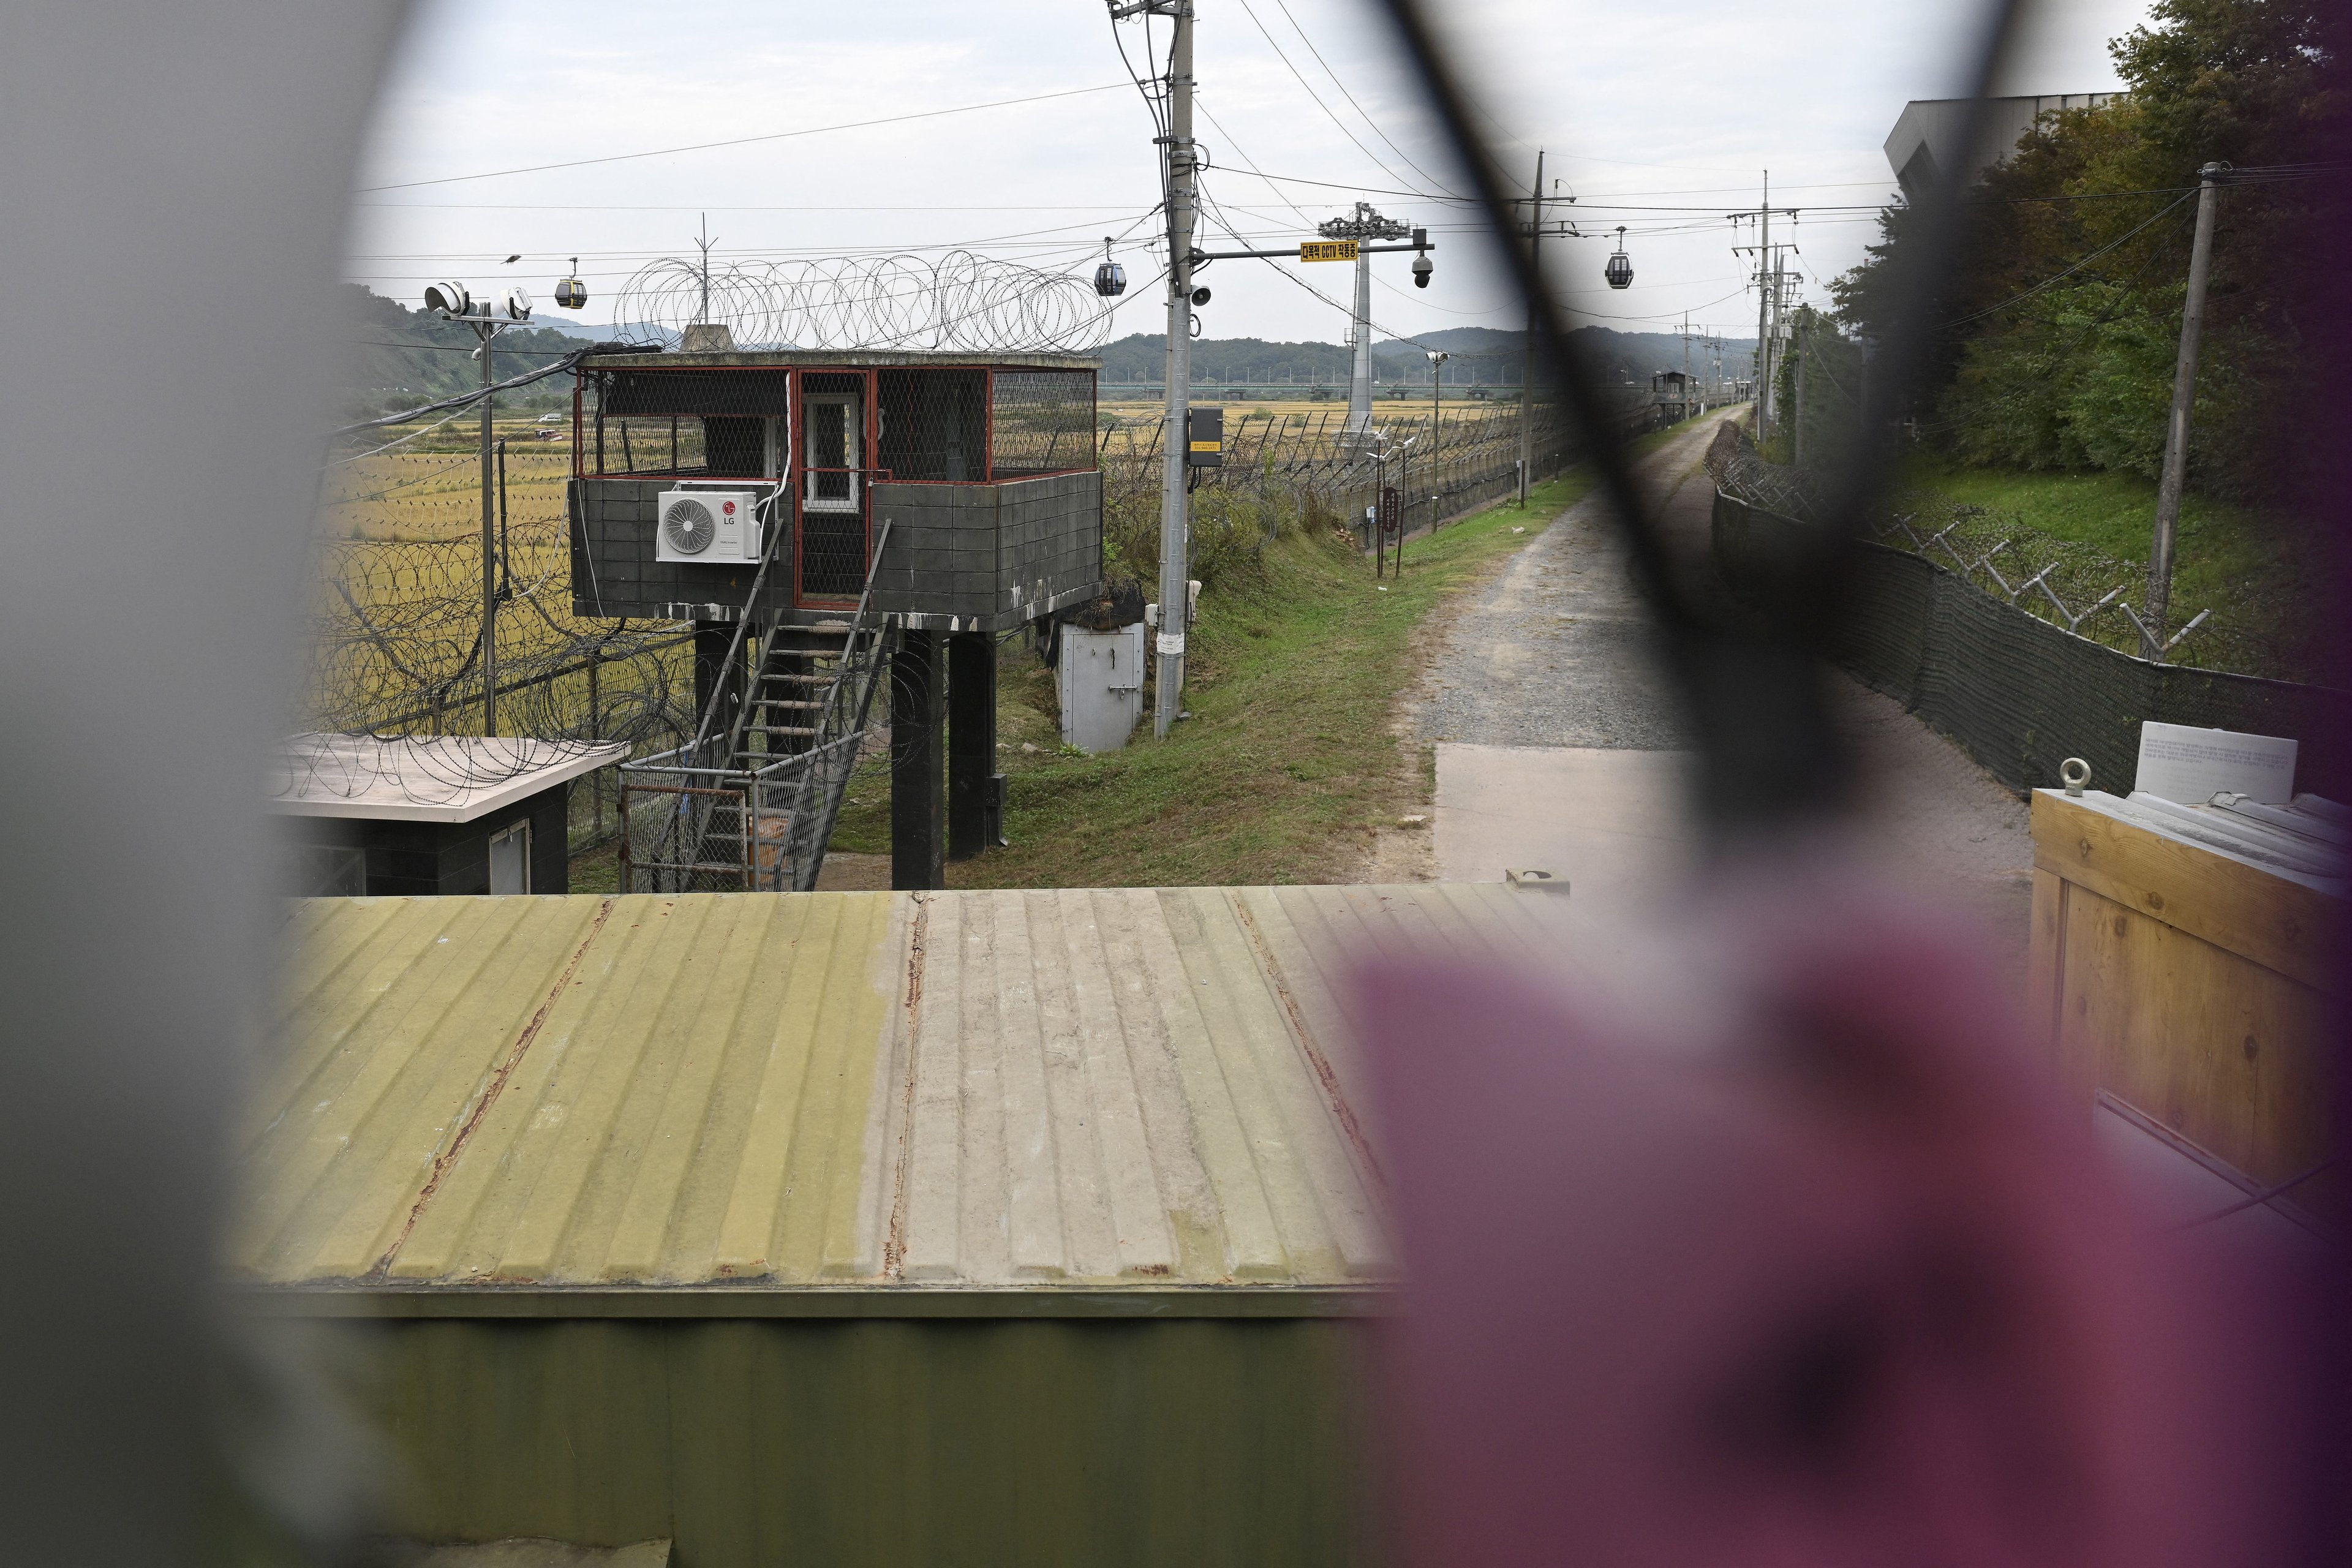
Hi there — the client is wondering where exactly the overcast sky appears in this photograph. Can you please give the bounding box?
[349,0,2155,349]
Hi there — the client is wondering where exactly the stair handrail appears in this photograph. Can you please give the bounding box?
[813,519,894,738]
[782,520,899,889]
[685,481,792,761]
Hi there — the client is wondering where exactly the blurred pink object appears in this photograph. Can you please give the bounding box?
[1355,875,2297,1568]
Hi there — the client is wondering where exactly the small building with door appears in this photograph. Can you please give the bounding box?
[270,733,625,897]
[564,349,1107,891]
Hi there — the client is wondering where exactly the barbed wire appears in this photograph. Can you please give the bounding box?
[303,441,698,832]
[612,251,1114,353]
[1703,421,2299,679]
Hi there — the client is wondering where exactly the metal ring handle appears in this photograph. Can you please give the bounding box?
[2060,757,2091,796]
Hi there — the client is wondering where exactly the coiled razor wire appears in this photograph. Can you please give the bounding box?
[1701,421,2302,679]
[612,251,1114,353]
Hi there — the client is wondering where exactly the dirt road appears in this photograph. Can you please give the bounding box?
[1409,413,2036,982]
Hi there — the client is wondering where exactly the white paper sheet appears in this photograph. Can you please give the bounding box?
[2134,722,2298,804]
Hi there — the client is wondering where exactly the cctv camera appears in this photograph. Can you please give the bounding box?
[1412,255,1434,290]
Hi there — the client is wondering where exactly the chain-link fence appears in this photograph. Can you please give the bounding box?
[1703,422,2345,798]
[1093,391,1635,586]
[1703,420,2298,679]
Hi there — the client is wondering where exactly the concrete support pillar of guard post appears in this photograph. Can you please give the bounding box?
[947,630,1002,862]
[891,628,944,891]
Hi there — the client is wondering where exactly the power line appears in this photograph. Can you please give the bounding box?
[1266,0,1460,197]
[1231,0,1450,200]
[358,83,1133,192]
[351,340,580,355]
[1938,189,2197,330]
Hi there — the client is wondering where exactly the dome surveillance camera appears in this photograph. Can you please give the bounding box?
[1412,255,1434,289]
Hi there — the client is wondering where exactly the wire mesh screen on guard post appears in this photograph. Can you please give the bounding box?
[992,370,1097,478]
[586,367,793,478]
[878,369,987,481]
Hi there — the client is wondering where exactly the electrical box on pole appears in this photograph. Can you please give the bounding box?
[1186,405,1223,467]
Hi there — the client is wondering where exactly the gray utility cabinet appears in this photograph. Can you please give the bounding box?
[1058,624,1147,753]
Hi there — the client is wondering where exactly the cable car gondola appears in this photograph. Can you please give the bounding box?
[1604,227,1633,290]
[1094,237,1128,299]
[555,258,587,311]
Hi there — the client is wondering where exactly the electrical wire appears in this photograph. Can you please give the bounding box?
[1267,0,1461,197]
[352,339,579,355]
[1937,188,2198,330]
[1232,0,1451,201]
[334,344,612,436]
[359,83,1133,192]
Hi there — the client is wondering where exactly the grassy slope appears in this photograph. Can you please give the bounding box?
[1894,451,2304,650]
[823,470,1596,888]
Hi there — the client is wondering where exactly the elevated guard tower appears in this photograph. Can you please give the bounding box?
[567,347,1104,889]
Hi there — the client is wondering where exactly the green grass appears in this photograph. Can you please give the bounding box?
[823,471,1594,888]
[1895,450,2315,673]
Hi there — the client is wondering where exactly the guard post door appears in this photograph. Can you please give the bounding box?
[797,375,870,603]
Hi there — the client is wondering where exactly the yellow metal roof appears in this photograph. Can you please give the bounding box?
[235,884,1559,1308]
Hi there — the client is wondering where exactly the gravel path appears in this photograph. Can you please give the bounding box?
[1415,422,1719,750]
[1413,414,2035,981]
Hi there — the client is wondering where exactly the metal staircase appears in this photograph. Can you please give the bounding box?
[619,517,896,893]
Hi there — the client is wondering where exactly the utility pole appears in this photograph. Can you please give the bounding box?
[478,325,497,735]
[1129,0,1196,740]
[1313,202,1412,442]
[1518,150,1542,505]
[1679,311,1692,420]
[1791,311,1807,467]
[1756,172,1773,432]
[2147,160,2226,649]
[1427,349,1448,527]
[424,279,529,736]
[1727,176,1795,425]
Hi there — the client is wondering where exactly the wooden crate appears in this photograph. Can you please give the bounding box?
[2028,788,2339,1214]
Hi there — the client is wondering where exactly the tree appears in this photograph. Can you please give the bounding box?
[1830,0,2339,500]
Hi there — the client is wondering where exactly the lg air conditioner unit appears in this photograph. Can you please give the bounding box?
[657,489,763,565]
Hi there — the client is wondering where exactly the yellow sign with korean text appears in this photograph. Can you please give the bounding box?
[1299,239,1359,263]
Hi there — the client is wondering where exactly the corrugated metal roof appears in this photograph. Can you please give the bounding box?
[235,884,1559,1306]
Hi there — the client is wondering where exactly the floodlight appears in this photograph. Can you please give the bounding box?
[423,281,470,316]
[505,287,533,321]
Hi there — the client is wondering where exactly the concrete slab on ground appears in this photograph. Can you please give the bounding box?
[1434,743,1696,916]
[1414,412,2035,984]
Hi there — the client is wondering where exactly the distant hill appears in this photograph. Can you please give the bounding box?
[1097,326,1754,388]
[342,284,1753,414]
[341,285,599,418]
